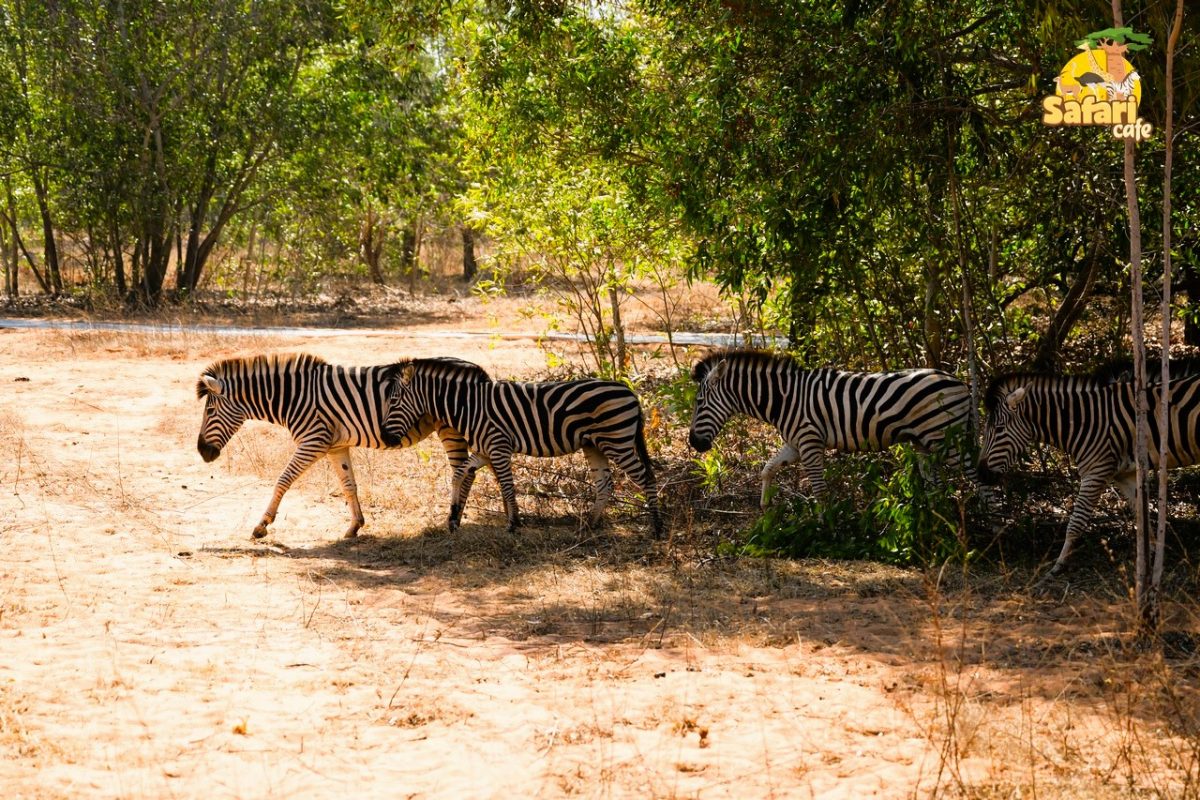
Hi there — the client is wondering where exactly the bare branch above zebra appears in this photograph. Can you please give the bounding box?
[687,349,983,506]
[382,357,663,536]
[195,353,469,542]
[978,369,1200,579]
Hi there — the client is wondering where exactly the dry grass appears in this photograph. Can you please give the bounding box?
[2,322,1200,798]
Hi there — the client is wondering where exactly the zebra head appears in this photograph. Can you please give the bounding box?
[196,373,247,463]
[978,383,1034,485]
[688,357,732,452]
[382,363,423,445]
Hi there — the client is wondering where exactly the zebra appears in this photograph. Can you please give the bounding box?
[195,353,468,541]
[978,370,1200,577]
[687,349,976,506]
[382,357,663,536]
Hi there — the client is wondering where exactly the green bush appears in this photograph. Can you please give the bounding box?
[726,439,976,567]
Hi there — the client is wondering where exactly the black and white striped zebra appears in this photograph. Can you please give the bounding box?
[196,353,468,541]
[978,370,1200,576]
[382,357,663,535]
[687,349,975,505]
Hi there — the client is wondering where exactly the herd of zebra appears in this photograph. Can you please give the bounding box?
[195,347,1200,578]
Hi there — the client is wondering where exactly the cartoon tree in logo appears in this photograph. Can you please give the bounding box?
[1055,26,1152,102]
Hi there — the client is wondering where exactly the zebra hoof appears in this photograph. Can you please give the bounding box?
[342,529,360,539]
[1032,570,1068,598]
[447,519,460,534]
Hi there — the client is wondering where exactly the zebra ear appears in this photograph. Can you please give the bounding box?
[707,359,728,382]
[201,375,224,397]
[1004,387,1027,409]
[401,364,415,386]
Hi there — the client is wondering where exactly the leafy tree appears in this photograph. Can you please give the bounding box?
[0,0,343,305]
[448,0,1200,373]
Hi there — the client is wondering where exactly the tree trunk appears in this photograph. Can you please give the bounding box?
[462,226,477,281]
[5,179,48,295]
[180,172,215,296]
[241,211,260,298]
[1031,240,1102,370]
[111,219,127,298]
[399,223,417,286]
[947,127,981,438]
[359,206,385,285]
[405,218,424,297]
[608,281,627,377]
[174,225,185,292]
[923,264,943,369]
[30,170,61,295]
[1,204,11,299]
[1111,0,1152,629]
[1154,0,1185,611]
[138,217,173,307]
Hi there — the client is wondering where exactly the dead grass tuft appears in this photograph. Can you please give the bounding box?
[0,682,63,762]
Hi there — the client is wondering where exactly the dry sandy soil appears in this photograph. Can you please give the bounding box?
[2,297,1199,799]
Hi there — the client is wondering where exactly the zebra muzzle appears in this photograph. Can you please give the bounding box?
[976,462,1002,485]
[197,436,222,463]
[688,431,712,452]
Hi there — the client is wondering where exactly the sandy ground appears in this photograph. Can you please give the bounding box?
[1,312,1198,799]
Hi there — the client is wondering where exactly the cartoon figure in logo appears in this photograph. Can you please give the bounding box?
[1054,27,1151,102]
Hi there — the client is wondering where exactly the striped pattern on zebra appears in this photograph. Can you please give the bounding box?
[196,353,468,541]
[687,349,974,505]
[978,370,1200,576]
[382,357,662,536]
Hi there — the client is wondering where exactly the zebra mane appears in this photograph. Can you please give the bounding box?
[395,356,492,384]
[196,352,328,399]
[692,348,798,382]
[985,357,1200,412]
[983,370,1112,413]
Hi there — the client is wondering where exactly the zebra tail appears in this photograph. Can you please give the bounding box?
[633,406,653,470]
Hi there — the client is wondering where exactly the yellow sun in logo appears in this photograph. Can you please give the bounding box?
[1055,45,1142,105]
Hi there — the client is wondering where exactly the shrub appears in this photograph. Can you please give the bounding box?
[725,438,976,567]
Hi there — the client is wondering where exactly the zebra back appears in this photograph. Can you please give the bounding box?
[199,352,425,449]
[388,358,644,458]
[985,371,1200,470]
[490,378,645,457]
[692,348,970,453]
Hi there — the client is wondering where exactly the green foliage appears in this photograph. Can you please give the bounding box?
[726,443,974,568]
[2,0,1199,372]
[447,0,1200,369]
[692,449,726,494]
[653,366,698,423]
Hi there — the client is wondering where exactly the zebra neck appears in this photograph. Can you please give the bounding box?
[416,376,479,430]
[1025,379,1120,449]
[229,380,290,427]
[737,367,797,425]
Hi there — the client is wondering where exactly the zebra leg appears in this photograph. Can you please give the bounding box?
[760,443,801,507]
[582,445,613,529]
[488,449,522,532]
[436,425,474,532]
[254,443,328,539]
[448,454,486,532]
[326,446,365,539]
[1045,472,1111,577]
[605,440,664,538]
[795,439,828,501]
[1113,472,1139,507]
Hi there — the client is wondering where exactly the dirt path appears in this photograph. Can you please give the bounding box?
[0,325,1194,799]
